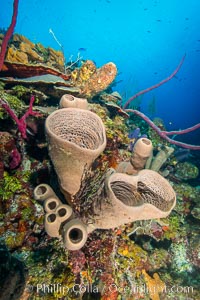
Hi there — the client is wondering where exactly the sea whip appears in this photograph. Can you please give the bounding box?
[123,55,200,150]
[0,0,19,70]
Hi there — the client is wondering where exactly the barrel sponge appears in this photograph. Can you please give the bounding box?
[137,169,176,211]
[46,108,105,150]
[45,108,106,196]
[91,169,176,230]
[110,170,176,212]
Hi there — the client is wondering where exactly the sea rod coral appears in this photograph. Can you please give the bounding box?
[0,96,41,139]
[0,0,19,70]
[122,55,200,150]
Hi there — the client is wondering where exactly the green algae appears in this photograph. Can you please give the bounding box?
[0,171,22,201]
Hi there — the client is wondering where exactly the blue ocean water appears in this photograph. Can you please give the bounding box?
[2,0,200,143]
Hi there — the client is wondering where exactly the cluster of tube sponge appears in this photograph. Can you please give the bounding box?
[33,94,176,250]
[34,183,88,251]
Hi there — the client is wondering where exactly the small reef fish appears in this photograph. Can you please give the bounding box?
[78,48,87,52]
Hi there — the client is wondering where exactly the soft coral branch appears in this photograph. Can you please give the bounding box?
[125,109,200,150]
[0,95,41,139]
[123,54,186,109]
[123,55,200,150]
[0,0,19,70]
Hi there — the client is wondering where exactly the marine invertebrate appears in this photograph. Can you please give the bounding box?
[62,219,88,251]
[45,204,73,238]
[123,54,186,109]
[34,183,88,250]
[0,131,21,170]
[34,101,176,250]
[0,171,22,201]
[122,55,200,150]
[0,0,19,70]
[59,94,88,110]
[174,161,199,180]
[90,169,176,231]
[128,127,147,152]
[149,145,174,172]
[170,242,193,273]
[1,32,68,77]
[34,183,73,236]
[125,109,200,150]
[116,137,153,175]
[1,61,70,81]
[9,148,21,169]
[45,107,106,197]
[34,167,177,248]
[142,269,165,300]
[0,95,41,139]
[71,60,117,98]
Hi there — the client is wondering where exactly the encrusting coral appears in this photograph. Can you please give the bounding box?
[142,269,166,300]
[71,60,117,98]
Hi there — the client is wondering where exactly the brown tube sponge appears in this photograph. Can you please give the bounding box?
[45,108,106,197]
[44,205,73,238]
[116,138,153,175]
[90,169,176,230]
[62,219,88,251]
[130,138,153,173]
[59,94,88,110]
[33,183,57,202]
[150,146,174,172]
[33,183,62,212]
[45,212,61,238]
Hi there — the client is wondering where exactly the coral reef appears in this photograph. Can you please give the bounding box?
[1,35,118,100]
[174,161,199,180]
[2,33,65,73]
[0,9,200,299]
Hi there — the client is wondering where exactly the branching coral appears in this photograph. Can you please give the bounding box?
[122,55,200,150]
[0,0,19,70]
[0,95,41,139]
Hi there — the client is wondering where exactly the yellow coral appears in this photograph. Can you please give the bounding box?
[6,47,29,64]
[142,270,165,300]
